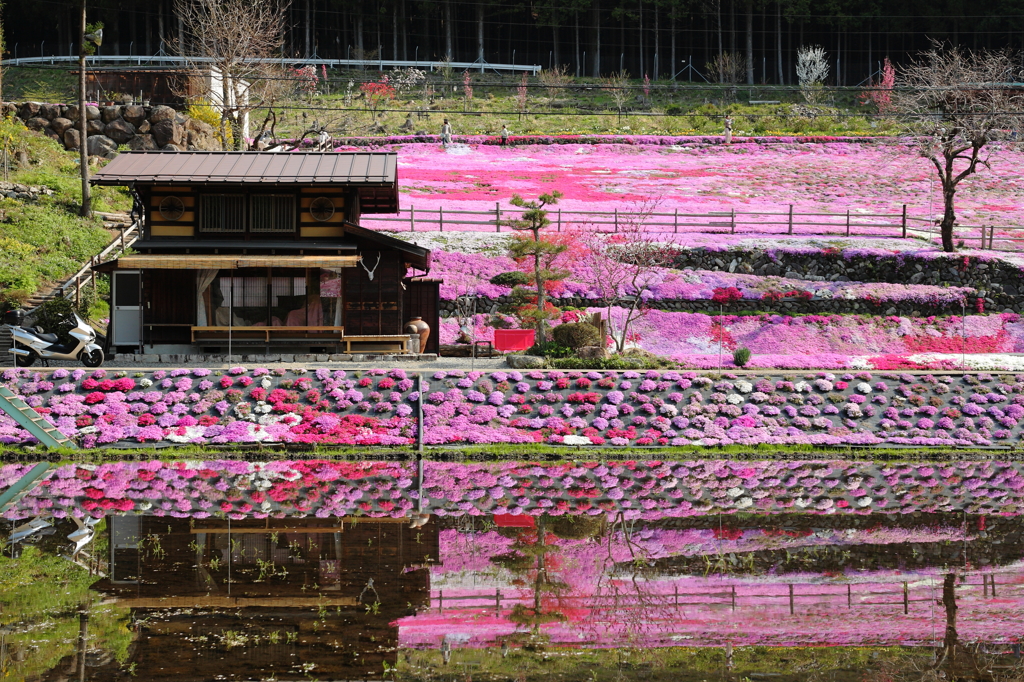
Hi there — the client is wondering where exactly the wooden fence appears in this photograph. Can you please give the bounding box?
[361,203,1024,251]
[431,574,1019,617]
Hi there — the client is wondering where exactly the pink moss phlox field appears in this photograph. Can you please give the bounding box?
[350,141,1024,233]
[430,250,977,305]
[4,458,1024,521]
[0,367,417,448]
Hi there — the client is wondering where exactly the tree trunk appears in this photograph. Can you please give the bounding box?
[942,573,958,658]
[356,14,364,67]
[653,6,659,79]
[745,0,753,84]
[638,0,645,78]
[776,2,783,84]
[304,0,311,58]
[78,0,91,218]
[76,610,89,682]
[574,12,580,76]
[400,0,407,60]
[590,0,601,77]
[477,2,485,71]
[670,12,676,80]
[941,181,957,252]
[393,6,399,62]
[552,23,559,70]
[443,0,453,59]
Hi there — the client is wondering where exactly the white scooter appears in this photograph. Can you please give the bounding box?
[5,311,104,368]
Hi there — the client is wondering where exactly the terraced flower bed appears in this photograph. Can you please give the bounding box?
[4,367,1024,448]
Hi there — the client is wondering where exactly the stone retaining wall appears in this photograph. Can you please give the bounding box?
[439,295,978,318]
[3,101,220,156]
[671,248,1022,312]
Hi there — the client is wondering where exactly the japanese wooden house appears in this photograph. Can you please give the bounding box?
[91,151,440,356]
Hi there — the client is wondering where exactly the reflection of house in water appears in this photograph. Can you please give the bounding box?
[84,515,438,680]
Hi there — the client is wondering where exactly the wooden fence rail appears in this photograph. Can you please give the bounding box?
[362,203,1024,251]
[432,574,1019,616]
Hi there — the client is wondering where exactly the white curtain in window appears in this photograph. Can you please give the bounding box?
[196,269,219,325]
[324,268,343,326]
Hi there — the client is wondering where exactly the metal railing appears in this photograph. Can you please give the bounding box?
[1,54,542,75]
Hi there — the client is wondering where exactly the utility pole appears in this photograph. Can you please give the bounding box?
[78,0,92,218]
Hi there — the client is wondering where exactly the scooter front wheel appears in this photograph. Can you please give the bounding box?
[15,349,37,367]
[81,348,104,368]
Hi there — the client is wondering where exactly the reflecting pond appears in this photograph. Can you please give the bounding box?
[3,460,1024,681]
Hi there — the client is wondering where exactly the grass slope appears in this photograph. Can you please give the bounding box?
[0,116,129,307]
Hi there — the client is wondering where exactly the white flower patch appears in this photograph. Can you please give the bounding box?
[794,381,811,393]
[659,477,678,489]
[726,394,744,405]
[256,402,272,414]
[844,404,863,418]
[749,392,769,403]
[857,497,873,507]
[563,435,592,445]
[794,497,811,508]
[139,378,153,388]
[164,426,206,443]
[137,501,153,511]
[261,377,273,389]
[80,426,99,434]
[726,486,745,498]
[659,404,679,417]
[735,380,753,394]
[845,476,864,490]
[856,382,873,394]
[735,497,754,509]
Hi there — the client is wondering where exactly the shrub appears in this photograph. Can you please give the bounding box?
[34,297,77,343]
[544,514,605,539]
[551,356,669,370]
[733,347,752,367]
[489,271,533,287]
[551,322,601,350]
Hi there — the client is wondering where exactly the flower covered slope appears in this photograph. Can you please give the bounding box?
[3,457,1024,521]
[4,367,1024,449]
[354,140,1024,231]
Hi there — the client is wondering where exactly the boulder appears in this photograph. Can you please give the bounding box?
[137,119,151,134]
[64,104,80,121]
[122,105,146,125]
[86,135,118,157]
[148,105,176,123]
[505,354,547,369]
[39,104,58,120]
[151,119,184,147]
[161,143,182,152]
[185,117,219,150]
[19,102,41,119]
[84,105,101,121]
[50,117,74,136]
[577,345,607,359]
[104,118,136,144]
[128,134,159,151]
[86,119,105,136]
[100,105,121,123]
[63,128,81,151]
[25,117,50,131]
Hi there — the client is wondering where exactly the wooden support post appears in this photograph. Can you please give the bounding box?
[788,204,793,234]
[731,585,736,611]
[903,582,909,614]
[674,208,678,233]
[901,204,907,238]
[495,589,501,616]
[438,589,443,613]
[557,208,561,232]
[495,202,501,232]
[439,206,443,232]
[410,205,415,232]
[846,209,851,236]
[730,208,736,233]
[674,585,679,607]
[788,584,794,615]
[984,574,989,597]
[75,275,80,309]
[847,584,852,608]
[614,208,618,232]
[91,256,96,293]
[991,574,996,598]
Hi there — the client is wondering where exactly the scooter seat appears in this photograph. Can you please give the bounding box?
[36,332,59,344]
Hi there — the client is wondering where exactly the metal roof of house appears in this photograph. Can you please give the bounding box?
[92,151,397,186]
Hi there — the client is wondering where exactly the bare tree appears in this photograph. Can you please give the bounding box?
[891,42,1024,252]
[573,204,675,353]
[174,0,289,150]
[705,52,747,85]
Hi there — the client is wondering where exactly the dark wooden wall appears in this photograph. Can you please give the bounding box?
[143,270,196,344]
[343,251,404,336]
[404,279,440,355]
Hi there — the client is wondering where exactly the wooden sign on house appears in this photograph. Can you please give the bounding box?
[91,151,440,356]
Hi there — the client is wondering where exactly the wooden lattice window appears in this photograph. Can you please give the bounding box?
[200,194,246,233]
[250,194,297,233]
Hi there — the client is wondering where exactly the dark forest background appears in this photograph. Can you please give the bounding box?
[4,0,1024,86]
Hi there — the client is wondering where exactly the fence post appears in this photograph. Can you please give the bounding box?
[731,585,736,611]
[495,589,501,616]
[438,590,443,613]
[847,584,852,608]
[557,208,562,232]
[903,582,909,614]
[674,585,678,607]
[991,574,997,597]
[439,206,443,232]
[614,208,618,233]
[410,205,416,232]
[788,584,794,615]
[901,204,907,238]
[674,208,678,233]
[788,205,793,234]
[730,208,736,234]
[846,210,851,237]
[91,256,96,293]
[984,574,989,597]
[75,275,80,309]
[495,202,501,233]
